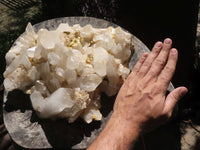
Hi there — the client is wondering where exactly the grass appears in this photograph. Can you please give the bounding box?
[0,1,44,81]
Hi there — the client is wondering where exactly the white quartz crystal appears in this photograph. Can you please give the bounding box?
[3,22,134,123]
[92,47,108,77]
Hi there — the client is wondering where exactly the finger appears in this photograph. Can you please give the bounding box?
[138,41,163,77]
[129,53,149,78]
[148,38,172,78]
[125,53,148,94]
[163,87,188,114]
[157,48,178,89]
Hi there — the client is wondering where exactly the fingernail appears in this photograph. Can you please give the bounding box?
[142,53,148,58]
[180,88,188,97]
[171,48,177,54]
[164,38,171,44]
[155,42,162,48]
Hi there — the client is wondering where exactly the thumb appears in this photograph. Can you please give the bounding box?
[163,87,188,113]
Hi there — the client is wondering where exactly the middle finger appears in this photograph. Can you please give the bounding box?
[138,41,163,78]
[147,38,172,78]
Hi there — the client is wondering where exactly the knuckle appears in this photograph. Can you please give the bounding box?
[143,76,152,84]
[137,81,145,89]
[159,75,169,83]
[154,58,165,68]
[164,65,174,73]
[152,85,162,95]
[138,69,146,76]
[170,92,179,100]
[153,47,161,54]
[133,66,140,74]
[148,70,156,78]
[143,61,151,68]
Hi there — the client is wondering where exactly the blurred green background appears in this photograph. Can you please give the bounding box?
[0,0,42,82]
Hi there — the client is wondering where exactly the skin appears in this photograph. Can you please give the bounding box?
[87,38,188,150]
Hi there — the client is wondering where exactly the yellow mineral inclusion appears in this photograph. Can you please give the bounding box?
[67,36,84,48]
[123,65,128,69]
[68,38,78,47]
[63,31,70,35]
[75,69,80,77]
[86,57,91,64]
[92,114,96,119]
[34,39,37,45]
[107,49,114,55]
[89,40,95,47]
[80,37,85,46]
[29,57,34,65]
[29,57,46,66]
[86,55,93,64]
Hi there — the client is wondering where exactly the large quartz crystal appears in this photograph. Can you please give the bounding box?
[3,22,134,123]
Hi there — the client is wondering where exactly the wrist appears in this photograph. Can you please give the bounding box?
[88,113,142,150]
[110,112,142,138]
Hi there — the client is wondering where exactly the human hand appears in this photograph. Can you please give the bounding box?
[87,38,188,150]
[113,38,188,132]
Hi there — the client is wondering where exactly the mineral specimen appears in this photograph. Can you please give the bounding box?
[4,22,134,123]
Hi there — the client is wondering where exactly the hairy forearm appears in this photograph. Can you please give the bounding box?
[87,113,141,150]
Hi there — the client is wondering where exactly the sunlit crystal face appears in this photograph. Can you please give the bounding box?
[3,22,134,123]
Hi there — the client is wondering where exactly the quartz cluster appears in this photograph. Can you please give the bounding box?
[3,23,134,123]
